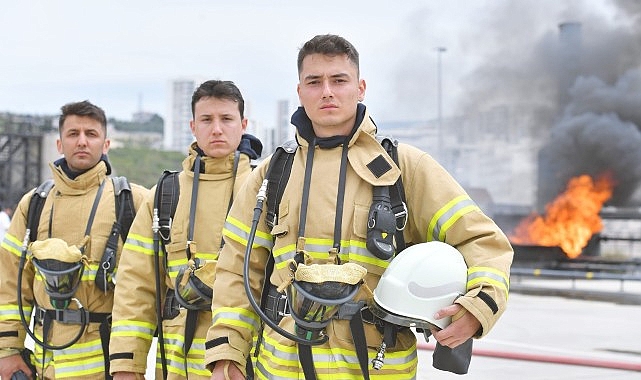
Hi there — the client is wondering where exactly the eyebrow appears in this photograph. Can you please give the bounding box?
[303,72,350,82]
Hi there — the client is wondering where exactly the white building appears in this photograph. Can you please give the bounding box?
[164,78,205,152]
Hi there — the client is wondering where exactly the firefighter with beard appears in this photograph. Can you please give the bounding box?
[0,100,148,379]
[109,80,262,380]
[204,35,513,379]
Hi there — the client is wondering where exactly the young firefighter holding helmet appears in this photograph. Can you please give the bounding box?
[108,80,262,380]
[0,101,149,380]
[205,34,513,379]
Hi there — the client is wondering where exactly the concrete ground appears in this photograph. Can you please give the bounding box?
[417,280,641,379]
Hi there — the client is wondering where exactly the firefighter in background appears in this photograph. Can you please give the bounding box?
[109,80,262,380]
[0,100,148,379]
[204,34,513,379]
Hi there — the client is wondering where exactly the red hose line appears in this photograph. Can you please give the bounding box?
[416,342,641,372]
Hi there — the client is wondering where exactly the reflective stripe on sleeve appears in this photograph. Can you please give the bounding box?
[123,233,155,256]
[223,216,274,250]
[1,233,25,257]
[427,195,480,241]
[211,307,261,335]
[111,320,156,340]
[467,266,510,297]
[0,304,33,322]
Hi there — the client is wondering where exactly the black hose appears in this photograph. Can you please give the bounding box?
[243,180,328,346]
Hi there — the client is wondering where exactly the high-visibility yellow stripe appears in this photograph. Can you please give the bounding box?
[1,233,25,256]
[123,233,156,255]
[438,204,480,241]
[427,195,479,241]
[468,267,510,291]
[257,331,417,379]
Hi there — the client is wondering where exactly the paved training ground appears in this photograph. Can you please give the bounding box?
[418,280,641,380]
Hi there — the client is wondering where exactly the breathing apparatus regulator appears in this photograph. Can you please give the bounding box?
[368,241,468,370]
[17,237,90,350]
[243,180,369,346]
[174,258,214,310]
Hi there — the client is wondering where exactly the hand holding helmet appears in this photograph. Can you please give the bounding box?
[370,241,468,330]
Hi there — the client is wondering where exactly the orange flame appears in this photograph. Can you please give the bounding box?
[510,173,615,258]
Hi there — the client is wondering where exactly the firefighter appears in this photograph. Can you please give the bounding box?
[204,34,514,379]
[0,100,149,380]
[109,80,262,380]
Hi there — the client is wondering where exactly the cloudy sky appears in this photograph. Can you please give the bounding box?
[0,0,632,127]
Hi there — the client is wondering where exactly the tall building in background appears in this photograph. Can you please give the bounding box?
[165,78,204,152]
[262,99,295,154]
[276,99,292,145]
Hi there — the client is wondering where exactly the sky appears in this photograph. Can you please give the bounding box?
[0,0,635,128]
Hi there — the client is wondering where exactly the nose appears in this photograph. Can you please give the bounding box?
[211,119,223,134]
[77,132,88,146]
[321,80,333,98]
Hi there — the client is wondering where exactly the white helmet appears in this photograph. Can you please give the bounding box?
[370,241,468,330]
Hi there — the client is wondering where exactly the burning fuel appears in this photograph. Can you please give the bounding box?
[510,173,615,258]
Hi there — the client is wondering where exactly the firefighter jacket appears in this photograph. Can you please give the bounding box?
[109,142,257,380]
[0,159,148,380]
[204,104,514,379]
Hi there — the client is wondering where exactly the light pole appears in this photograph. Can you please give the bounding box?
[435,46,447,161]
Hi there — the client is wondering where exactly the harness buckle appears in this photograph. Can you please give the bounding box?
[395,202,408,231]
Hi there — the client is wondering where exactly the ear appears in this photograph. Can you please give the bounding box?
[103,138,111,154]
[358,79,366,102]
[241,118,248,133]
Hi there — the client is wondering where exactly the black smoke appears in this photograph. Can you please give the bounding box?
[453,1,641,208]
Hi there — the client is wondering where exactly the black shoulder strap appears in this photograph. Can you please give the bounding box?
[265,140,297,230]
[151,170,180,380]
[380,137,407,252]
[96,176,136,292]
[155,170,181,244]
[26,179,55,243]
[254,140,297,361]
[112,176,136,242]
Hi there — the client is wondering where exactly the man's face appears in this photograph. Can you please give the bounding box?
[190,96,247,158]
[297,53,366,137]
[56,115,110,172]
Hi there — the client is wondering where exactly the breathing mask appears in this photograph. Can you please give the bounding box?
[284,261,367,341]
[30,238,86,309]
[174,258,214,310]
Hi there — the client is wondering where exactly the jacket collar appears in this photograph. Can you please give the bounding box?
[49,160,109,195]
[292,104,400,186]
[292,103,366,149]
[183,142,249,180]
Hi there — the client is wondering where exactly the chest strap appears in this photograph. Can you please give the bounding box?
[34,306,110,325]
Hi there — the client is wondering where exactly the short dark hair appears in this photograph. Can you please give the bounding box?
[191,80,245,119]
[297,34,360,76]
[58,100,107,136]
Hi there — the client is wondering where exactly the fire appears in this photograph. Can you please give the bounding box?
[510,173,615,258]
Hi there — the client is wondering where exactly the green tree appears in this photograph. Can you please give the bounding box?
[108,147,184,188]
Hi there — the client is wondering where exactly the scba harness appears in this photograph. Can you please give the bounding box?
[247,137,473,379]
[243,137,408,380]
[16,176,134,379]
[151,151,241,380]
